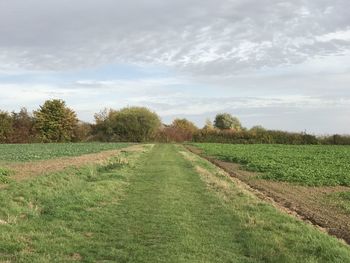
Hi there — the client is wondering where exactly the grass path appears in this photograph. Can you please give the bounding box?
[0,144,350,262]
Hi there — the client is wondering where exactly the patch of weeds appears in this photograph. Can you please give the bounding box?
[83,155,130,182]
[0,167,12,176]
[0,176,11,184]
[97,155,129,173]
[85,166,99,182]
[0,168,13,184]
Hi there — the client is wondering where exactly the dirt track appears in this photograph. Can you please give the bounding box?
[186,145,350,244]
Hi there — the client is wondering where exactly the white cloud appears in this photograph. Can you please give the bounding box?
[316,29,350,42]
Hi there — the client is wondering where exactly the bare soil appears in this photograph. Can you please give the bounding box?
[186,145,350,244]
[2,144,145,183]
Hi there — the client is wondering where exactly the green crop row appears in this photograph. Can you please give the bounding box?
[0,143,130,162]
[193,143,350,186]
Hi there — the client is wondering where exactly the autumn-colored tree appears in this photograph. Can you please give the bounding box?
[10,108,36,143]
[202,118,215,132]
[171,118,198,141]
[172,119,197,133]
[34,99,78,142]
[73,121,92,142]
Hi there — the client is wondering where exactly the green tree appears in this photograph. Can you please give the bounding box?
[92,108,118,141]
[34,99,78,142]
[0,111,13,143]
[214,113,242,130]
[112,107,161,142]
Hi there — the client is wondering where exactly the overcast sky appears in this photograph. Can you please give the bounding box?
[0,0,349,134]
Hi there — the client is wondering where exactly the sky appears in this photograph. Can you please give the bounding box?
[0,0,350,134]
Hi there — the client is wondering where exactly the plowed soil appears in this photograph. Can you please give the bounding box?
[186,145,350,244]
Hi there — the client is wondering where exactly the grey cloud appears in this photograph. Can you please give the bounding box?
[0,0,350,73]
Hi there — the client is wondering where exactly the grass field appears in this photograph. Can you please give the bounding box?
[192,143,350,186]
[0,143,130,162]
[0,144,349,262]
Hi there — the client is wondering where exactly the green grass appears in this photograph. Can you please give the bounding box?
[0,167,13,184]
[0,167,11,176]
[0,143,130,162]
[193,143,350,186]
[326,192,350,214]
[0,144,349,262]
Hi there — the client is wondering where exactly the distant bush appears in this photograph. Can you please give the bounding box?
[214,113,242,131]
[9,108,37,143]
[156,118,198,142]
[319,135,350,145]
[0,99,349,145]
[113,107,161,142]
[193,129,319,145]
[0,111,13,143]
[73,121,93,142]
[92,107,161,142]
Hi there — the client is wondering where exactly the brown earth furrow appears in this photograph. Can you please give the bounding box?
[186,145,350,245]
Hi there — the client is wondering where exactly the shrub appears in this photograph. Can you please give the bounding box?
[92,107,161,142]
[193,129,319,145]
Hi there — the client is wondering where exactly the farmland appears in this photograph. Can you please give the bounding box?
[192,143,350,186]
[0,143,131,184]
[190,143,350,243]
[0,143,130,163]
[0,144,350,262]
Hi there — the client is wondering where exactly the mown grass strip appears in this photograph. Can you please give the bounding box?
[0,144,349,262]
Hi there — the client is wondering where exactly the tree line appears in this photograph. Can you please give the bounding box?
[0,99,349,144]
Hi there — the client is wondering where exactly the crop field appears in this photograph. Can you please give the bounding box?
[0,143,130,162]
[0,143,350,261]
[192,143,350,186]
[190,142,350,243]
[0,143,131,184]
